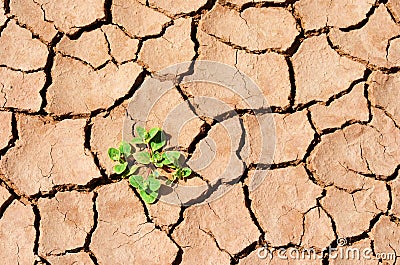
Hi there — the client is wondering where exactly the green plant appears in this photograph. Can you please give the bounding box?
[108,126,192,204]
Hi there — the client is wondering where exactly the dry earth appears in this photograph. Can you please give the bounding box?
[0,0,400,264]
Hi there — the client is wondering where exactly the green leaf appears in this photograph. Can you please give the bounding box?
[142,179,149,190]
[139,189,158,204]
[148,127,160,141]
[165,151,181,166]
[149,131,166,152]
[150,142,164,152]
[182,167,192,177]
[136,126,147,140]
[119,141,132,158]
[148,177,161,191]
[162,153,172,165]
[133,151,151,165]
[162,160,171,166]
[154,162,163,168]
[114,162,128,174]
[124,165,139,177]
[165,151,181,161]
[131,137,144,145]
[165,179,172,185]
[108,148,120,161]
[129,175,143,189]
[153,152,162,162]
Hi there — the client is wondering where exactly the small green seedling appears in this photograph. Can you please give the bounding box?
[108,126,192,204]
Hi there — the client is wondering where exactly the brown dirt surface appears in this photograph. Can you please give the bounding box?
[0,0,399,264]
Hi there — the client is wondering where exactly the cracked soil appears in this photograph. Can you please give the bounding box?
[1,0,400,264]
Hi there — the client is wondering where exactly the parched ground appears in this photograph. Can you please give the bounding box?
[1,0,400,264]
